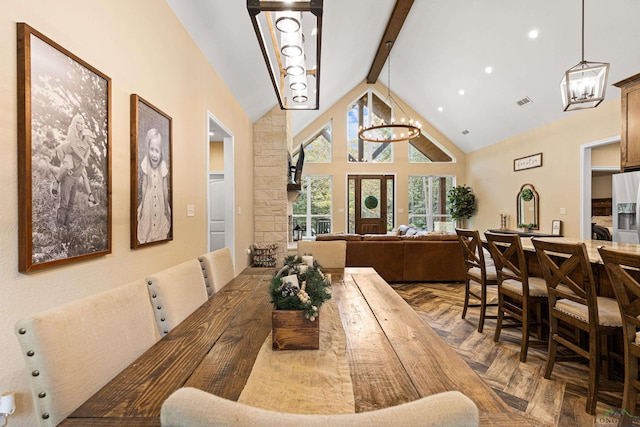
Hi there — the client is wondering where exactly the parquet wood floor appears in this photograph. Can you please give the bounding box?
[391,282,627,427]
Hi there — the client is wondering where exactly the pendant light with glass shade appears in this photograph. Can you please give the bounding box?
[247,0,322,110]
[560,0,609,111]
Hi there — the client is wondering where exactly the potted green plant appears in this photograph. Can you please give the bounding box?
[447,185,477,228]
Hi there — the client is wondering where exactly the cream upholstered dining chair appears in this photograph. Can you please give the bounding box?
[598,246,640,415]
[455,228,498,333]
[160,387,479,427]
[297,240,346,268]
[533,238,622,414]
[485,232,548,362]
[15,279,160,427]
[146,259,209,336]
[198,247,235,296]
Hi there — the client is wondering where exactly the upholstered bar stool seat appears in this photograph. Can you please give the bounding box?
[468,266,498,281]
[534,239,622,414]
[485,232,548,363]
[599,246,640,415]
[501,276,548,297]
[555,297,623,327]
[456,228,499,333]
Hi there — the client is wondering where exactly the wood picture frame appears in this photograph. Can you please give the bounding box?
[514,153,543,171]
[552,219,562,236]
[17,23,112,272]
[130,94,173,248]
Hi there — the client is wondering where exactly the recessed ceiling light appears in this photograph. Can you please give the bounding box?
[458,89,465,96]
[528,29,539,39]
[437,107,443,112]
[485,66,493,74]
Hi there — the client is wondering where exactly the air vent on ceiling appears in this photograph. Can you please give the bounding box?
[461,130,469,135]
[516,96,533,107]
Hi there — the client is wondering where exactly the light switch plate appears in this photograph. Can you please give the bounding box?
[187,205,195,217]
[560,207,566,215]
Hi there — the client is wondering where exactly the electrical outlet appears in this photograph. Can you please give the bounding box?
[560,207,566,215]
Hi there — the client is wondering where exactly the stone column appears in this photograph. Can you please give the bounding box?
[253,106,292,266]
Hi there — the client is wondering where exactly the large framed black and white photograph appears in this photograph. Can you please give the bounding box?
[130,94,173,248]
[17,23,112,272]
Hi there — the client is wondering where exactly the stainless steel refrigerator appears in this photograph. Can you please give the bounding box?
[613,171,640,243]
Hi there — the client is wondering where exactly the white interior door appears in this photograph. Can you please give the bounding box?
[209,173,225,251]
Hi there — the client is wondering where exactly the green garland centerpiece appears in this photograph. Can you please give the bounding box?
[270,255,332,321]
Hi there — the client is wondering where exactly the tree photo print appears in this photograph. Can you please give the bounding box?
[18,24,111,272]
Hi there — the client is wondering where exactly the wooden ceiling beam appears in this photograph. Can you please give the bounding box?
[366,0,415,84]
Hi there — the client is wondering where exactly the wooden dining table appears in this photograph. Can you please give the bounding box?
[60,267,528,426]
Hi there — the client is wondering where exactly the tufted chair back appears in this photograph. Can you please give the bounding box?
[297,240,346,268]
[145,259,209,336]
[198,247,235,296]
[15,279,160,427]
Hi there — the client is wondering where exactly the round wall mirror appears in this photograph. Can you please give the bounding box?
[517,184,539,230]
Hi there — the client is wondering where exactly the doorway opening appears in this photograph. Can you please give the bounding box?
[579,136,620,239]
[347,174,394,234]
[207,113,234,258]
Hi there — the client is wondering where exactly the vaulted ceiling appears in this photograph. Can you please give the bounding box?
[167,0,640,153]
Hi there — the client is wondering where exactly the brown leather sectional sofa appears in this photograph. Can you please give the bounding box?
[315,232,466,283]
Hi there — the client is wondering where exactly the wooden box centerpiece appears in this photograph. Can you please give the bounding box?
[270,255,332,350]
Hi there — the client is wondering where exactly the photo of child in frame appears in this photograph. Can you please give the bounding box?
[132,95,173,248]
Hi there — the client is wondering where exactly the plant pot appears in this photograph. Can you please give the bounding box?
[272,310,319,350]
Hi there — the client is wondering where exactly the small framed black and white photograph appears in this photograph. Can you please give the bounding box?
[17,23,112,272]
[551,219,562,236]
[130,94,173,248]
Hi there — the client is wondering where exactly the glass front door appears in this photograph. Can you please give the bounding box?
[348,175,394,234]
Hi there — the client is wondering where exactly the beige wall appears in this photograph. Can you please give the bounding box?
[209,141,224,171]
[466,99,620,237]
[592,174,613,199]
[592,141,621,168]
[294,80,467,232]
[0,1,254,425]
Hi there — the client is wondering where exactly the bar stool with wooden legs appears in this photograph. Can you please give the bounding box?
[455,228,498,333]
[485,232,548,362]
[599,246,640,416]
[533,238,622,415]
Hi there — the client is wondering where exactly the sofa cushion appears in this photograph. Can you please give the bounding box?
[316,233,362,241]
[405,228,419,236]
[401,233,458,241]
[362,234,402,241]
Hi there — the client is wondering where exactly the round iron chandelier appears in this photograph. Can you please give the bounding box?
[358,43,421,143]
